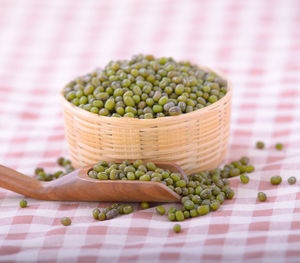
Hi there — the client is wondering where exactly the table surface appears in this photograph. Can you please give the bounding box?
[0,0,300,262]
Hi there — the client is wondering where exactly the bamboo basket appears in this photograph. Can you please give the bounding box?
[62,69,232,175]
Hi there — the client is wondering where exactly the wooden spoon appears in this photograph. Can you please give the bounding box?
[0,162,187,202]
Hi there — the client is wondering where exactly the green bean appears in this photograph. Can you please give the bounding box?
[256,141,265,149]
[173,224,181,233]
[141,202,150,209]
[240,174,250,184]
[257,192,267,202]
[19,200,27,208]
[270,175,282,185]
[275,143,283,150]
[288,176,296,185]
[61,217,72,226]
[156,206,166,215]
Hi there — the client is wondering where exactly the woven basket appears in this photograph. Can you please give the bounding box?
[62,69,232,175]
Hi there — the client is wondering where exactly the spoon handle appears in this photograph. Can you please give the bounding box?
[0,165,43,198]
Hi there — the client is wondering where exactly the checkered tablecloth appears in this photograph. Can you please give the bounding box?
[0,0,300,262]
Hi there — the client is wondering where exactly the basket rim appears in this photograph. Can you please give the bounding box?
[61,67,232,123]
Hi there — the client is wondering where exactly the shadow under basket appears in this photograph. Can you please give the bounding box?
[62,74,232,176]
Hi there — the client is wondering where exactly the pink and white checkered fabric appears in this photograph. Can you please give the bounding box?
[0,0,300,262]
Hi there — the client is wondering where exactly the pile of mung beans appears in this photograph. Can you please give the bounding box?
[87,157,253,223]
[92,203,134,221]
[34,157,74,181]
[25,140,295,232]
[63,54,228,119]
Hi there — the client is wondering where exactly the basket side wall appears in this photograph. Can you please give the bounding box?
[62,90,231,175]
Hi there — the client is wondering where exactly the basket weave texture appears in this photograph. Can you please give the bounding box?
[62,76,232,175]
